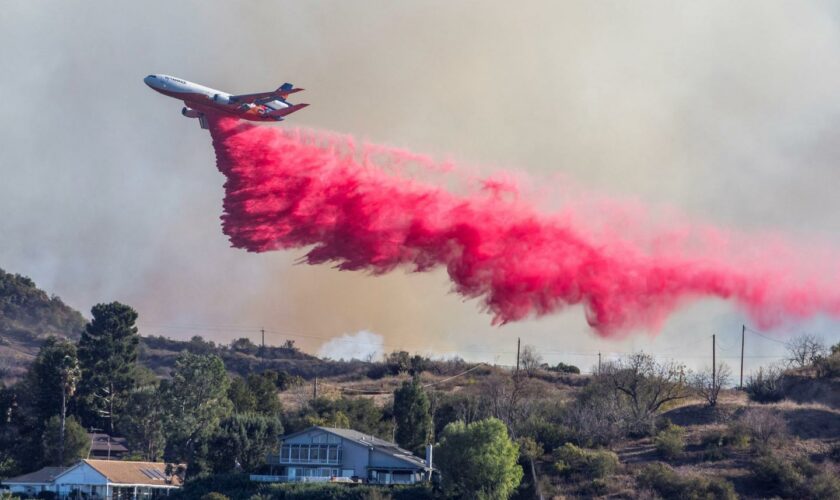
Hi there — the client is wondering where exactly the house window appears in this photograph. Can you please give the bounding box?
[290,445,300,460]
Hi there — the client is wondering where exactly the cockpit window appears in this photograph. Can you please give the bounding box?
[147,75,157,79]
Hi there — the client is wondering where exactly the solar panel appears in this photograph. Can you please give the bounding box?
[141,468,166,480]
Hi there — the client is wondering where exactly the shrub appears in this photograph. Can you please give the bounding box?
[520,418,570,453]
[815,352,840,378]
[637,463,737,500]
[829,442,840,462]
[733,408,787,450]
[553,443,619,480]
[545,362,581,374]
[744,367,785,403]
[699,428,745,461]
[654,424,685,460]
[563,392,626,447]
[750,451,839,498]
[751,453,804,497]
[200,494,229,500]
[366,363,388,380]
[809,471,840,499]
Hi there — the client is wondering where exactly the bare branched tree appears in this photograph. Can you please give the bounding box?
[519,345,543,377]
[689,363,732,407]
[601,352,690,435]
[786,334,827,368]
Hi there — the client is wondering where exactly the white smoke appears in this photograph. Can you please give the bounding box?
[317,330,384,361]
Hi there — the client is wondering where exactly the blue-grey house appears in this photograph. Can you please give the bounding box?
[257,426,432,485]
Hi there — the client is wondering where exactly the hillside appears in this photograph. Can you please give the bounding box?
[0,268,86,380]
[0,267,373,383]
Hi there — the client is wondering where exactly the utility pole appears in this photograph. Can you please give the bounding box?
[261,328,265,349]
[598,352,602,375]
[516,338,521,374]
[740,325,745,389]
[712,334,716,390]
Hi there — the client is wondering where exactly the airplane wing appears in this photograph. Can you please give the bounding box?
[229,83,304,103]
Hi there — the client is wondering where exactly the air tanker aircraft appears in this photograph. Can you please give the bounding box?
[144,74,308,129]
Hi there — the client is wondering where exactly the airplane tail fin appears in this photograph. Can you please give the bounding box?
[276,83,304,97]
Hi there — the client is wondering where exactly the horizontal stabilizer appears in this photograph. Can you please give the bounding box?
[268,103,309,118]
[230,83,304,103]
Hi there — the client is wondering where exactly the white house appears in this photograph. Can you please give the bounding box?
[2,460,183,499]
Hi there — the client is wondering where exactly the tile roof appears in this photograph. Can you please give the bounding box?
[3,467,68,484]
[81,460,184,487]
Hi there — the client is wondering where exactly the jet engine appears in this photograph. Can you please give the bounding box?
[213,93,231,105]
[181,107,201,118]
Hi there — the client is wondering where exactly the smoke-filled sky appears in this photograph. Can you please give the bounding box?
[3,1,840,373]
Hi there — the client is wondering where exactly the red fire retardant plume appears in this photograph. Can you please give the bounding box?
[208,116,840,336]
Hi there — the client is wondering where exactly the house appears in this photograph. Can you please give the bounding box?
[87,433,129,460]
[2,467,67,497]
[256,426,433,485]
[1,460,183,499]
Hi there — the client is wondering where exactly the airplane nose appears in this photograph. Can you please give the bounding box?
[143,75,157,88]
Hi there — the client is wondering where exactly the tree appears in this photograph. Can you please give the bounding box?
[690,363,731,407]
[118,385,166,461]
[519,345,542,377]
[786,334,827,368]
[436,418,523,500]
[385,351,412,375]
[230,338,258,355]
[245,373,282,416]
[393,378,432,454]
[160,353,232,475]
[207,413,283,473]
[77,302,141,432]
[227,377,256,414]
[42,416,90,466]
[57,351,81,466]
[600,352,689,435]
[25,337,80,427]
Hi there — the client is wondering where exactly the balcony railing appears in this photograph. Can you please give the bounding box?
[250,475,357,484]
[267,456,341,465]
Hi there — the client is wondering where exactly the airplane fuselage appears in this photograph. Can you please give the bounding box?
[144,74,307,124]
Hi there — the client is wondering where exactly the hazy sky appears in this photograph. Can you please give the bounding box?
[3,1,840,374]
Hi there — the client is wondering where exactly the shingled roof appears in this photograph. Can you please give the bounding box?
[3,467,68,485]
[284,426,429,470]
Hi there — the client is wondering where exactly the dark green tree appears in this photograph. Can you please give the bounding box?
[160,352,231,475]
[393,378,432,454]
[246,373,282,416]
[77,302,140,432]
[0,384,24,478]
[227,377,256,414]
[42,415,90,466]
[118,385,166,461]
[207,413,283,473]
[437,418,523,500]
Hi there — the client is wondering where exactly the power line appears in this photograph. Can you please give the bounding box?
[743,326,789,346]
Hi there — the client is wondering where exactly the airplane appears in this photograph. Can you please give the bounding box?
[144,74,308,129]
